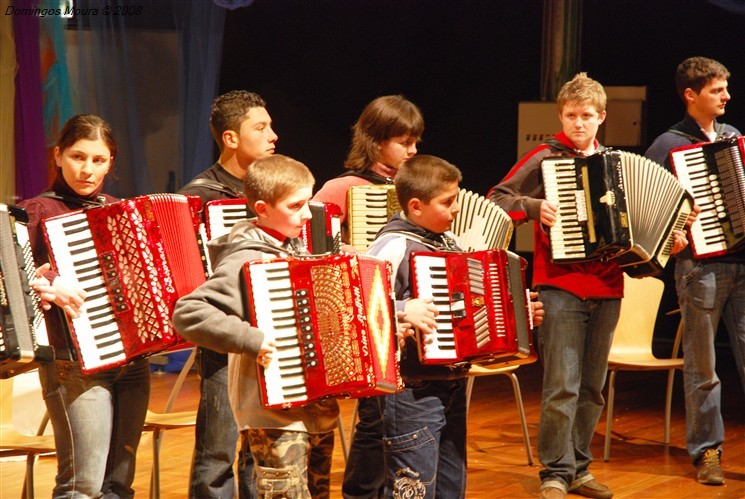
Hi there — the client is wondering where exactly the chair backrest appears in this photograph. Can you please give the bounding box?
[0,376,15,432]
[609,274,665,358]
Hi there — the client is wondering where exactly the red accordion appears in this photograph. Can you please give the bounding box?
[242,253,401,409]
[42,194,206,373]
[410,249,535,366]
[204,198,342,256]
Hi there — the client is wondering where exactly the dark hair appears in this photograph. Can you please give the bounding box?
[344,95,424,172]
[210,90,267,149]
[56,114,118,161]
[394,155,461,214]
[675,57,730,103]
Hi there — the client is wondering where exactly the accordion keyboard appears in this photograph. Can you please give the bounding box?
[542,157,592,260]
[247,260,311,405]
[206,202,246,240]
[43,213,126,368]
[410,254,464,360]
[672,142,745,256]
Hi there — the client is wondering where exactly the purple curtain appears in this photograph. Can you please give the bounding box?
[13,0,48,201]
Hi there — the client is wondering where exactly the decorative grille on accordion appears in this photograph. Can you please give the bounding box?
[541,150,693,277]
[671,136,745,259]
[1,204,54,378]
[42,194,206,373]
[243,253,401,409]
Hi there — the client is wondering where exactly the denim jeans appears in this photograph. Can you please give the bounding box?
[675,258,745,463]
[536,289,620,490]
[381,379,468,499]
[190,347,255,498]
[342,396,386,498]
[39,358,150,499]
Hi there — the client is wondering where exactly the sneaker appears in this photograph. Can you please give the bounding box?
[568,478,613,499]
[696,448,724,485]
[539,486,567,499]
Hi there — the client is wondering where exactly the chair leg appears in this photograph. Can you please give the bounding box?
[664,368,677,444]
[150,429,163,499]
[337,413,349,462]
[163,348,197,413]
[348,399,360,443]
[604,370,618,462]
[465,376,476,415]
[502,372,534,466]
[23,452,36,499]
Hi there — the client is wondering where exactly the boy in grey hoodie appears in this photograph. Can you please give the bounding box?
[173,155,339,498]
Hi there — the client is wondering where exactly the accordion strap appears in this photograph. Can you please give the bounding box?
[337,169,393,184]
[182,178,243,198]
[377,230,458,252]
[668,123,730,143]
[229,237,306,257]
[37,191,107,208]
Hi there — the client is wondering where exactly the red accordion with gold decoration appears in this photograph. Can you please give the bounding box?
[410,248,535,366]
[242,253,401,409]
[42,194,206,373]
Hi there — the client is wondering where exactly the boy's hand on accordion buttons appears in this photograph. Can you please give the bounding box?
[257,339,277,367]
[539,200,558,227]
[51,275,87,318]
[670,229,689,255]
[30,263,56,310]
[529,291,545,327]
[404,298,438,336]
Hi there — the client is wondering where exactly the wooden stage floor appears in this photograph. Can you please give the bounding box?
[2,350,743,498]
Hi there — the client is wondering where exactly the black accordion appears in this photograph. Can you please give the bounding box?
[1,204,54,377]
[541,150,693,277]
[670,136,745,259]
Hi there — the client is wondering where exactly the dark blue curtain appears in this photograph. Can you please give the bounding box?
[176,0,227,186]
[72,0,226,198]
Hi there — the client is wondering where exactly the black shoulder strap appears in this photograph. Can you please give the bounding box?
[183,178,242,198]
[542,138,579,155]
[667,129,705,143]
[37,192,107,208]
[337,169,392,184]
